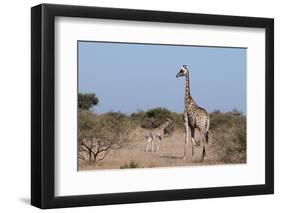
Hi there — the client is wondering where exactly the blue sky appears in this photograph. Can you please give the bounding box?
[78,41,246,115]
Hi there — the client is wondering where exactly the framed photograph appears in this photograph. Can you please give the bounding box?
[31,3,274,209]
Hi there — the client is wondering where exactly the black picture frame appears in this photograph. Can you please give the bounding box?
[31,3,274,209]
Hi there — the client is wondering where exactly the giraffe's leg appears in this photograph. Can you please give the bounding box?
[199,131,207,161]
[151,139,154,152]
[145,139,150,152]
[204,133,208,159]
[158,135,164,152]
[183,123,189,160]
[162,136,165,151]
[156,138,160,152]
[156,135,161,152]
[191,127,195,157]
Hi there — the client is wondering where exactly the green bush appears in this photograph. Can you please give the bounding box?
[140,108,174,134]
[120,161,143,169]
[145,108,172,120]
[130,110,146,126]
[209,112,234,129]
[170,112,185,131]
[141,117,162,129]
[130,108,184,134]
[130,110,145,119]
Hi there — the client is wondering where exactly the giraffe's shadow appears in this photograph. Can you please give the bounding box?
[159,154,183,160]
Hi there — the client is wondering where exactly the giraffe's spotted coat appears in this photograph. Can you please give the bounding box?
[177,65,210,160]
[144,119,172,152]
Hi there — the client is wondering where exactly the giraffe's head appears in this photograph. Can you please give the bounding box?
[166,118,173,124]
[176,65,189,78]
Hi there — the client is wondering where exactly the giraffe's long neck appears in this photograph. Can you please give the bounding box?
[159,121,170,130]
[184,74,191,110]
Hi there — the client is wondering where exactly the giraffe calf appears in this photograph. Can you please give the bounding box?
[144,118,172,153]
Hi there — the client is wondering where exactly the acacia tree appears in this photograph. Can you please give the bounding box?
[78,93,99,111]
[79,112,133,164]
[78,111,95,162]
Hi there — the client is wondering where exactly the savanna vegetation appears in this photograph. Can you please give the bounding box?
[210,110,246,163]
[78,93,246,170]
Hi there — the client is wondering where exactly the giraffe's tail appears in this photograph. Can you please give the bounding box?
[206,116,210,144]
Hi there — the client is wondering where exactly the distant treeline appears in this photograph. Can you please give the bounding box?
[78,92,244,133]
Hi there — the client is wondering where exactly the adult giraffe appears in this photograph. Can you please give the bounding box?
[176,65,210,161]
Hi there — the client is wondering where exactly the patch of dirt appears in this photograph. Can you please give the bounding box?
[79,130,234,171]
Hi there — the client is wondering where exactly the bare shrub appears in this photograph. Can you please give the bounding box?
[79,111,133,164]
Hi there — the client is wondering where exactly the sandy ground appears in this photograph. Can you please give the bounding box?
[79,129,227,171]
